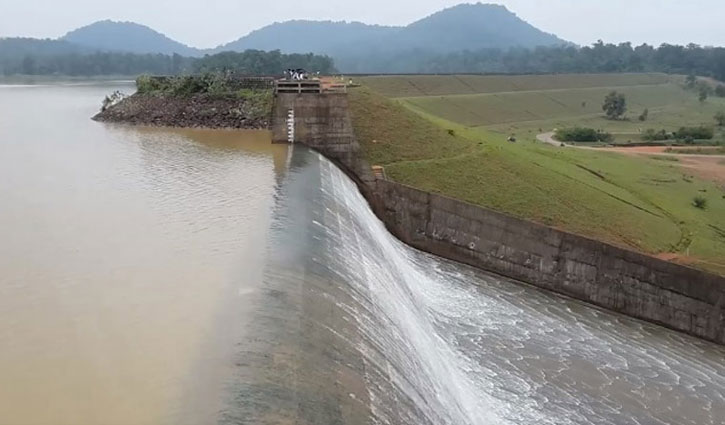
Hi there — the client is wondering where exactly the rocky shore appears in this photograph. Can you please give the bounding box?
[93,92,272,129]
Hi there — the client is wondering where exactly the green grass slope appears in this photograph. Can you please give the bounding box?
[402,84,687,127]
[349,78,725,274]
[360,73,672,98]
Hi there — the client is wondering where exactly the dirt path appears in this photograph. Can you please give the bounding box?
[536,132,725,187]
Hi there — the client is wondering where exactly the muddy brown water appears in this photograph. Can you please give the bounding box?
[1,83,724,425]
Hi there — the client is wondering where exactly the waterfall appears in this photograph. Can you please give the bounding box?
[226,148,725,425]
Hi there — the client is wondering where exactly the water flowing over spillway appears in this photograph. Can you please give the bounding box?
[231,147,725,425]
[1,84,723,425]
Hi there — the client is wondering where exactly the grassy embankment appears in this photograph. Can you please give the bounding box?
[349,74,725,274]
[362,73,725,144]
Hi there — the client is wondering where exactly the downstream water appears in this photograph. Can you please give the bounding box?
[1,84,724,425]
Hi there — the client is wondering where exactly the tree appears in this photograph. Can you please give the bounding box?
[716,85,725,97]
[21,55,36,75]
[686,74,697,89]
[715,111,725,126]
[638,108,649,122]
[699,85,709,103]
[603,91,626,120]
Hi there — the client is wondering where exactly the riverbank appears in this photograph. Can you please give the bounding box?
[93,93,273,129]
[93,75,275,130]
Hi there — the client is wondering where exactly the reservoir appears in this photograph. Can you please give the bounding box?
[0,83,723,425]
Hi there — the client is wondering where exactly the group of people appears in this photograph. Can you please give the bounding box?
[284,69,309,81]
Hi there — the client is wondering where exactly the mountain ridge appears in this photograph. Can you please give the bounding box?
[61,20,203,57]
[219,3,566,57]
[2,3,570,73]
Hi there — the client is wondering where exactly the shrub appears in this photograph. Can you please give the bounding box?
[554,127,613,143]
[715,85,725,97]
[602,91,626,120]
[693,196,707,210]
[638,108,649,122]
[134,73,273,98]
[698,84,710,102]
[715,111,725,126]
[642,128,670,141]
[136,74,167,94]
[674,126,714,141]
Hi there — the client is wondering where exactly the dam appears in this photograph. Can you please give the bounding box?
[0,83,723,424]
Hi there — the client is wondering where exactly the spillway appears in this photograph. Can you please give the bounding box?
[224,147,725,425]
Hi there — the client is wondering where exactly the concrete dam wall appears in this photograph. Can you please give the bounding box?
[270,91,725,345]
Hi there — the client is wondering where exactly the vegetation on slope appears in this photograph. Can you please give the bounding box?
[360,73,672,98]
[0,39,335,76]
[364,74,725,145]
[348,87,473,165]
[403,42,725,79]
[350,76,725,274]
[95,73,274,129]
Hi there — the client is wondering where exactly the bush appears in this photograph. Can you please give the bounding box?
[136,74,167,94]
[642,128,670,141]
[554,127,613,143]
[602,91,626,120]
[674,126,714,141]
[716,85,725,97]
[715,111,725,126]
[638,108,649,122]
[135,73,273,98]
[693,196,708,209]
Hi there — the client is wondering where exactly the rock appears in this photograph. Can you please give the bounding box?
[93,93,272,130]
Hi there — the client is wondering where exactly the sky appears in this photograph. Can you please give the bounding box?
[1,0,724,49]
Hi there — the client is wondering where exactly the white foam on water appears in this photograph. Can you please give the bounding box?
[312,153,725,425]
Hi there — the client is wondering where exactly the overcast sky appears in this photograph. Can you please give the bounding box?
[1,0,724,48]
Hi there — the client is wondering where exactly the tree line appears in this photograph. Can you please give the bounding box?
[3,39,725,80]
[401,42,725,81]
[0,41,336,76]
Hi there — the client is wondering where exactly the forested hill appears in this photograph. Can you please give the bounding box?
[221,4,566,59]
[217,21,397,55]
[61,21,202,57]
[2,2,725,78]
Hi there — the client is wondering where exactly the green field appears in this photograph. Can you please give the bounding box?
[350,74,725,274]
[360,73,673,98]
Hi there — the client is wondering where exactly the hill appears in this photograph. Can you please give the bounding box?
[219,3,567,72]
[385,3,564,53]
[0,38,92,75]
[216,20,396,55]
[61,20,202,57]
[0,37,88,59]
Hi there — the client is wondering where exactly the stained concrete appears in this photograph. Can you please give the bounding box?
[375,181,725,345]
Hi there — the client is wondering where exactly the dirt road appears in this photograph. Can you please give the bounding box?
[536,132,725,186]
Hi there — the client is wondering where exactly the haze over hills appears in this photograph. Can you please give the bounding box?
[14,2,725,76]
[216,21,398,55]
[1,3,568,73]
[222,4,565,55]
[61,20,203,57]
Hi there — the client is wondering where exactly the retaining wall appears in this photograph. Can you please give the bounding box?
[375,181,725,345]
[273,92,725,345]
